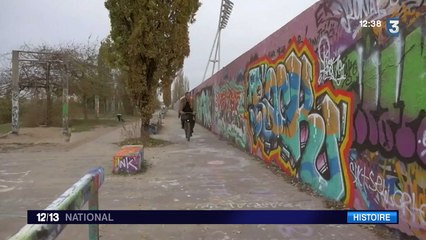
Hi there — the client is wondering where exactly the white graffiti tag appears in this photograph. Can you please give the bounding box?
[420,130,426,158]
[318,36,346,86]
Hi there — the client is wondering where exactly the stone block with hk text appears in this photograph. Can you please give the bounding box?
[113,145,144,174]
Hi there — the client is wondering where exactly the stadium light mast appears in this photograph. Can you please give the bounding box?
[202,0,233,82]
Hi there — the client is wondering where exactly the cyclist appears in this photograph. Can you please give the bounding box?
[178,92,195,136]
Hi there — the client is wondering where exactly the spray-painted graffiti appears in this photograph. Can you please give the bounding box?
[318,36,346,85]
[10,168,104,239]
[246,38,353,200]
[319,2,426,237]
[116,156,140,172]
[345,22,426,237]
[11,91,19,133]
[315,0,385,39]
[351,25,426,166]
[192,0,426,239]
[195,87,214,129]
[349,151,426,236]
[315,0,425,41]
[113,145,143,174]
[373,3,425,44]
[339,53,358,89]
[214,79,247,148]
[340,0,384,34]
[315,0,342,41]
[420,129,426,160]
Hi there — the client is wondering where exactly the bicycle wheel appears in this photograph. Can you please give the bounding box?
[185,120,190,141]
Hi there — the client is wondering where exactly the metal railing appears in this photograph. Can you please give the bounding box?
[8,167,105,240]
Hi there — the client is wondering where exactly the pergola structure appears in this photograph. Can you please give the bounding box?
[11,50,70,136]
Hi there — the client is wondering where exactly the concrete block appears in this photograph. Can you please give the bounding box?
[113,145,144,174]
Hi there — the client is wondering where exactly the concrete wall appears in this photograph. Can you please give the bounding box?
[192,0,426,238]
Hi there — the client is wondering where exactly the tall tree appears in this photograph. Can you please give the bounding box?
[98,41,113,97]
[105,0,200,138]
[97,40,115,115]
[161,79,172,107]
[97,37,135,115]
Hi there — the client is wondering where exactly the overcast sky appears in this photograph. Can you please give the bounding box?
[0,0,318,89]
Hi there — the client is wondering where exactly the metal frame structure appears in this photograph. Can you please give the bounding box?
[11,50,70,136]
[202,0,234,82]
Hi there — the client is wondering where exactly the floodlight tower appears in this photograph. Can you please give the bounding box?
[202,0,233,82]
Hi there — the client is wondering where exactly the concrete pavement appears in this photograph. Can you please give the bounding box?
[0,111,396,240]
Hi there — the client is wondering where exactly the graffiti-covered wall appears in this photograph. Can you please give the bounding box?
[192,0,426,239]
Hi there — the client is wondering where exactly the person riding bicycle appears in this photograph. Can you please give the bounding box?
[179,92,195,136]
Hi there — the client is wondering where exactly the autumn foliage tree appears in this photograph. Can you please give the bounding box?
[105,0,200,137]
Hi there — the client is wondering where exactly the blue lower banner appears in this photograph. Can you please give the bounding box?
[347,211,398,224]
[27,210,398,225]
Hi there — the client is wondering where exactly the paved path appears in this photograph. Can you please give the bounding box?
[0,111,392,240]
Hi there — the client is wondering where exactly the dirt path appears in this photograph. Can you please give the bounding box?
[0,112,397,240]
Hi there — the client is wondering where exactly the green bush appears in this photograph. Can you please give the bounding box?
[0,97,11,124]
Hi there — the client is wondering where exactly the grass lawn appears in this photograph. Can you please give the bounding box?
[0,123,11,135]
[70,118,121,132]
[0,115,139,134]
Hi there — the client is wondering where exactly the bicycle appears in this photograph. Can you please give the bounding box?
[180,112,195,141]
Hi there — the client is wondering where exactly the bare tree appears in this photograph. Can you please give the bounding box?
[0,39,121,126]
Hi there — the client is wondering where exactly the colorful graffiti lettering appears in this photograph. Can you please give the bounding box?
[195,87,213,129]
[246,38,353,201]
[315,0,425,42]
[192,0,426,238]
[351,25,426,166]
[112,146,143,174]
[349,151,426,236]
[214,80,247,148]
[319,2,426,236]
[372,4,425,44]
